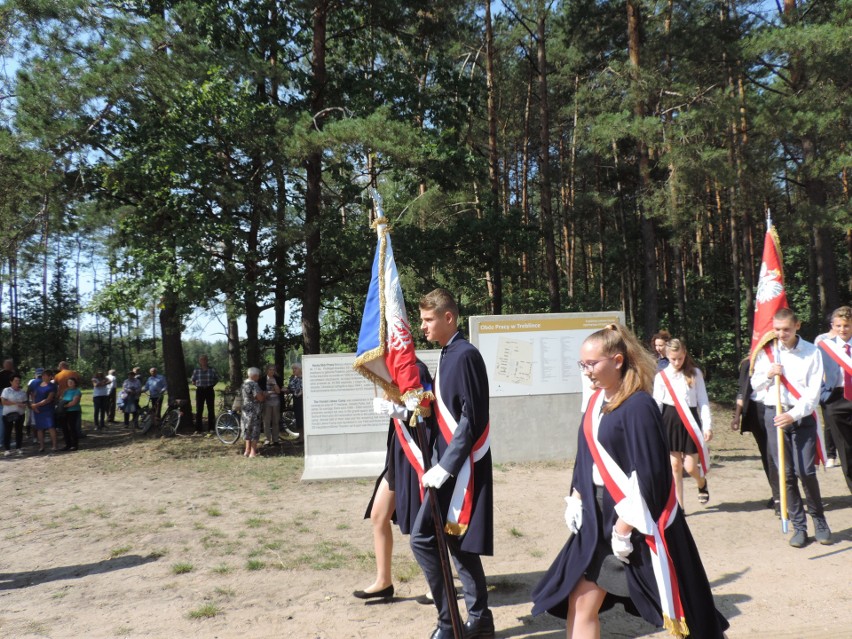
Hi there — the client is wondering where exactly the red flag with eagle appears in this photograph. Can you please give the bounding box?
[353,190,426,408]
[750,221,789,358]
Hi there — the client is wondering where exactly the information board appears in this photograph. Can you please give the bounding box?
[469,312,624,397]
[303,349,441,437]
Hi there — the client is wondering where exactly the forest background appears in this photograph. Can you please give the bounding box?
[0,0,849,407]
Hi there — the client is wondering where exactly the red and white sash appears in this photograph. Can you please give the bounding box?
[393,418,427,501]
[433,365,491,536]
[818,339,852,378]
[659,369,710,476]
[583,389,689,637]
[763,346,827,467]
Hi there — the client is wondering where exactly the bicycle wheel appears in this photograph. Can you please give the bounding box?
[138,409,154,435]
[280,411,299,440]
[160,409,180,438]
[215,412,241,445]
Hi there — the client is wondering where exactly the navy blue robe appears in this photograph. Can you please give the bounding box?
[365,361,436,535]
[531,392,728,638]
[434,335,494,556]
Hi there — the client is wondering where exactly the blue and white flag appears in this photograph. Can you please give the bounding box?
[353,190,423,403]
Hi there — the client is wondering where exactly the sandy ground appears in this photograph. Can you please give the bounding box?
[0,406,850,639]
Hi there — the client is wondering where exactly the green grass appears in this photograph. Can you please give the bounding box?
[246,559,265,570]
[187,603,220,619]
[206,506,222,517]
[171,562,194,575]
[109,545,132,558]
[509,527,523,537]
[211,564,232,574]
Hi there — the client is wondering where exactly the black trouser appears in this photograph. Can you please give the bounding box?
[195,386,216,432]
[62,411,80,449]
[3,413,24,451]
[410,491,488,631]
[823,391,852,493]
[746,400,779,500]
[107,389,117,421]
[93,395,108,429]
[764,407,824,531]
[293,396,303,431]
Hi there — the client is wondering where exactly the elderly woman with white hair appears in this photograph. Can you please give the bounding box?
[241,367,266,457]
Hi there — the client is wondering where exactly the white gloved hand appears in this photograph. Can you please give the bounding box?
[421,464,451,489]
[373,398,407,419]
[373,397,391,415]
[611,529,633,564]
[404,396,421,412]
[563,495,583,534]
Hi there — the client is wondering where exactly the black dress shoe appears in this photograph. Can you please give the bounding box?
[464,611,495,639]
[352,584,394,600]
[430,627,453,639]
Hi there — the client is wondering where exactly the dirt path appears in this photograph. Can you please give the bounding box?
[0,407,849,638]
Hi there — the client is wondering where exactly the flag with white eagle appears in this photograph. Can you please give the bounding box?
[353,191,424,406]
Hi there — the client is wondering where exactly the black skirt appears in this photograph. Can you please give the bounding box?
[585,485,630,598]
[662,404,700,455]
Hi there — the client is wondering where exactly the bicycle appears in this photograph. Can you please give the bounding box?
[279,392,300,440]
[215,390,243,445]
[159,399,188,438]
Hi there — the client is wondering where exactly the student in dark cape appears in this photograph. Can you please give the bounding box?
[355,360,436,601]
[411,288,494,639]
[532,323,728,639]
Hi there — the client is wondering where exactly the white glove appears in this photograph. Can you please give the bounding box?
[611,529,633,564]
[421,464,451,489]
[563,495,583,534]
[373,398,390,415]
[404,396,421,412]
[373,398,407,420]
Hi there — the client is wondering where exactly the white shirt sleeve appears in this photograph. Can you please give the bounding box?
[652,373,665,412]
[694,369,712,432]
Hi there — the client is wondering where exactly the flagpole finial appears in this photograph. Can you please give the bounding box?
[765,208,772,229]
[370,188,384,218]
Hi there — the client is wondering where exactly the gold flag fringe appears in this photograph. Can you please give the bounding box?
[444,521,468,536]
[663,615,690,638]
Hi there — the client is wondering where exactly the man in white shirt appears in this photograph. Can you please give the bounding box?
[751,308,830,548]
[818,306,852,494]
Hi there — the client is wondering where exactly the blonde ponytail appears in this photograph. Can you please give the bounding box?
[585,323,657,413]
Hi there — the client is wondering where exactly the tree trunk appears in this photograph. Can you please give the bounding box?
[484,0,502,315]
[302,0,329,355]
[628,0,657,338]
[537,10,560,312]
[159,290,190,405]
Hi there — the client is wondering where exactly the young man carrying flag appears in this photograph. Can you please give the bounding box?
[749,219,830,548]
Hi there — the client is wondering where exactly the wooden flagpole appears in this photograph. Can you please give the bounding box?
[415,415,464,639]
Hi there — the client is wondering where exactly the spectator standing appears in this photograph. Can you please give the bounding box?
[60,377,82,451]
[1,374,27,455]
[0,358,19,391]
[106,369,117,423]
[144,367,168,426]
[191,355,219,434]
[121,371,143,428]
[287,363,303,433]
[54,361,83,439]
[31,369,58,453]
[240,368,266,458]
[26,368,44,437]
[259,364,282,446]
[91,371,110,430]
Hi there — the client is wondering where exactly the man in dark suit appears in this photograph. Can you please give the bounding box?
[411,288,494,639]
